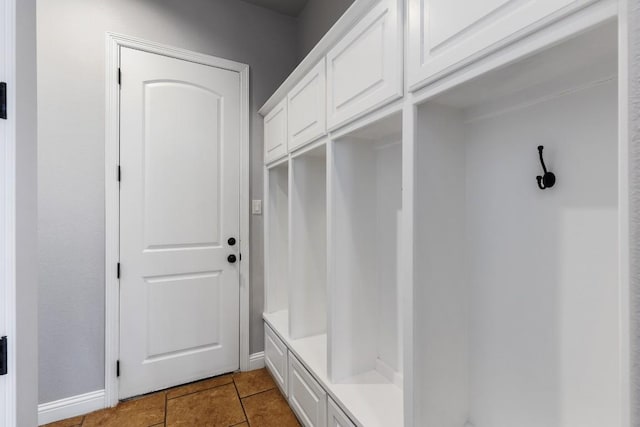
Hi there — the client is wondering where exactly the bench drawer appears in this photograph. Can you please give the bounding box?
[288,354,327,427]
[264,324,288,396]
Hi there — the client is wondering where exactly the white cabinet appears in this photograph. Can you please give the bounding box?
[264,99,288,163]
[327,398,355,427]
[326,0,402,130]
[264,325,288,396]
[288,60,326,151]
[288,354,327,427]
[263,2,625,427]
[407,0,593,90]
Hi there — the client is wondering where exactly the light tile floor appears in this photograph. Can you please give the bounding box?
[42,368,300,427]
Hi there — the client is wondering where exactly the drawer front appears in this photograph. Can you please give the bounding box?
[327,398,355,427]
[264,324,288,396]
[326,0,402,130]
[407,0,592,91]
[288,354,327,427]
[288,59,326,151]
[264,99,288,164]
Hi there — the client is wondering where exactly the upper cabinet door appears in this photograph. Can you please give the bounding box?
[288,59,326,152]
[326,0,403,130]
[407,0,593,91]
[264,99,288,164]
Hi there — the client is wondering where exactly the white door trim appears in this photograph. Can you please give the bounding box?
[0,0,17,425]
[105,32,250,407]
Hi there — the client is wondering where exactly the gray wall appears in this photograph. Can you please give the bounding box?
[37,0,298,403]
[296,0,354,59]
[16,0,38,424]
[630,1,640,425]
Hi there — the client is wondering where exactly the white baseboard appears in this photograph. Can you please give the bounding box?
[38,389,105,425]
[249,351,265,370]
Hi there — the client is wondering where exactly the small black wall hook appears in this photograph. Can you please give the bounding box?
[536,145,556,190]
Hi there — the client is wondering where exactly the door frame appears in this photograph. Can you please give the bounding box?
[0,0,17,424]
[104,33,250,407]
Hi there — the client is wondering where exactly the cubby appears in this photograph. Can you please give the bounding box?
[263,3,629,426]
[264,161,289,319]
[290,143,327,339]
[413,21,623,427]
[329,112,403,387]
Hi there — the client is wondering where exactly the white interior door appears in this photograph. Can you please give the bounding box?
[119,47,240,399]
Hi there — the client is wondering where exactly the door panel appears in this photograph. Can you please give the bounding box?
[146,272,222,357]
[264,99,288,163]
[408,0,592,91]
[288,355,327,427]
[288,59,326,151]
[429,0,511,49]
[143,81,222,249]
[326,0,403,130]
[119,47,240,399]
[264,324,289,396]
[328,398,355,427]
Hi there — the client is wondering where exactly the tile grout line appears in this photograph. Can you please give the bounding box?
[164,389,168,426]
[239,385,278,400]
[166,379,235,401]
[233,378,250,427]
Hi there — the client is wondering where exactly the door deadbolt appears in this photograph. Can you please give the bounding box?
[228,237,236,246]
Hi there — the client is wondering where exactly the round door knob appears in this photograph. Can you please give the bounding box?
[228,237,236,246]
[227,254,237,264]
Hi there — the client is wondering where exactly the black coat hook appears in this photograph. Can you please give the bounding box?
[536,145,556,190]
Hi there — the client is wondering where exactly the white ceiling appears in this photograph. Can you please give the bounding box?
[240,0,309,16]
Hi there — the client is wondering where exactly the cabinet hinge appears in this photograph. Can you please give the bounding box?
[118,68,121,86]
[0,82,6,120]
[116,360,120,377]
[117,165,121,182]
[117,263,120,279]
[0,336,7,376]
